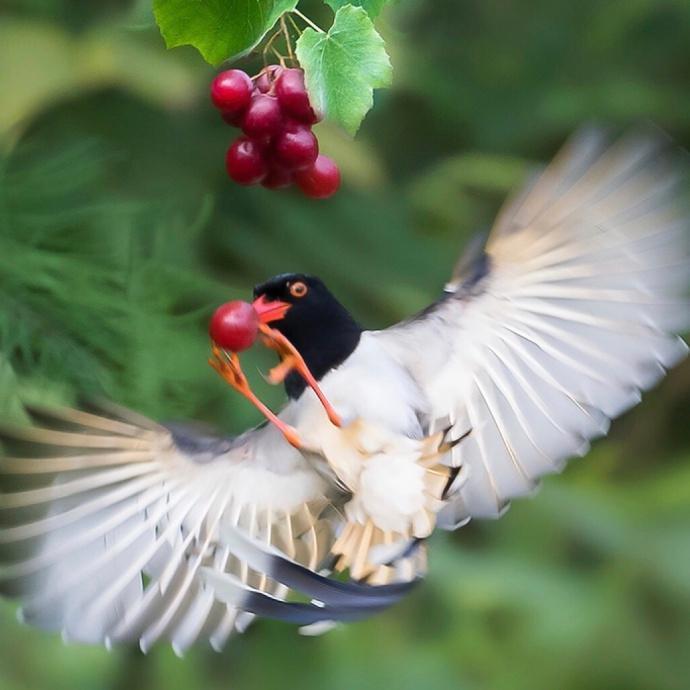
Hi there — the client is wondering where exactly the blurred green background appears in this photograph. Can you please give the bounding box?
[1,0,690,689]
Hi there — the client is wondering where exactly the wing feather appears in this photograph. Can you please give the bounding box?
[377,128,689,524]
[0,403,411,650]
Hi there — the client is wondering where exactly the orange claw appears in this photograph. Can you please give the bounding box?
[258,324,342,427]
[209,344,302,448]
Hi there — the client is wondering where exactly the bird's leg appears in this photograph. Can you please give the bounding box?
[208,344,302,448]
[258,324,342,428]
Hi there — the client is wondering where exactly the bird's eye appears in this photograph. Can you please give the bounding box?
[289,281,308,298]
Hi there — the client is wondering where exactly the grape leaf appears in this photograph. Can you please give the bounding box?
[324,0,389,19]
[296,5,392,136]
[153,0,298,66]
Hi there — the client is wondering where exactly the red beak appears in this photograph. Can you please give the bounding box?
[252,294,291,324]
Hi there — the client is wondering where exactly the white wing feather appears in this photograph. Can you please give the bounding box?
[376,128,690,524]
[0,402,334,653]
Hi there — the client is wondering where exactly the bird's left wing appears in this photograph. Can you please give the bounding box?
[0,401,415,653]
[375,128,690,527]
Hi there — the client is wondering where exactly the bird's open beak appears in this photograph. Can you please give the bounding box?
[252,294,291,323]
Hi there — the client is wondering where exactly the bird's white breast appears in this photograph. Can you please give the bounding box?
[277,334,447,537]
[314,331,426,437]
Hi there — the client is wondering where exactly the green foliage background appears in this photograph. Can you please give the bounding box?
[1,1,689,689]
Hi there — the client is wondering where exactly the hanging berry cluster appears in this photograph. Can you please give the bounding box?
[211,67,341,199]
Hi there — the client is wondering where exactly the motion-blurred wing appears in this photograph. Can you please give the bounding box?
[376,128,690,525]
[0,401,414,653]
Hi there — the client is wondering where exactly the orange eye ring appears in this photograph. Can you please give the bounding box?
[289,281,308,298]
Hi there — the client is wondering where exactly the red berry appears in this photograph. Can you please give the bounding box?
[241,94,283,138]
[221,110,244,127]
[262,165,293,190]
[211,70,252,113]
[226,137,268,185]
[256,65,283,94]
[274,122,319,171]
[275,68,320,124]
[296,155,341,199]
[209,301,259,352]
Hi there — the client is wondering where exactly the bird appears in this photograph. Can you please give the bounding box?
[0,127,688,654]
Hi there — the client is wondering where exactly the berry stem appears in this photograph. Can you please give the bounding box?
[271,47,287,67]
[286,13,302,37]
[291,8,325,33]
[280,16,295,62]
[262,27,283,65]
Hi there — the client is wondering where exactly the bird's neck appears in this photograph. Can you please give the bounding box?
[282,314,362,399]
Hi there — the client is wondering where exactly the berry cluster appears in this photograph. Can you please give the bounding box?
[211,67,341,199]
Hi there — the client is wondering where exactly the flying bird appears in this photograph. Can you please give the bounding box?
[0,128,688,654]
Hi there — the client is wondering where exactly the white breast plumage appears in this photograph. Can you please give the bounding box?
[291,332,428,438]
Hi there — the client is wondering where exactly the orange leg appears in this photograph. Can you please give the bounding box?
[208,344,302,448]
[258,324,342,427]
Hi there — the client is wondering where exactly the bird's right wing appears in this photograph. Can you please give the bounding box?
[0,401,416,653]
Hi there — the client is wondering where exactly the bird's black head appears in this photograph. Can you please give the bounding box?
[252,273,362,399]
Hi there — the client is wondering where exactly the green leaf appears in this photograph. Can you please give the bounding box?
[325,0,389,19]
[296,5,392,135]
[153,0,298,66]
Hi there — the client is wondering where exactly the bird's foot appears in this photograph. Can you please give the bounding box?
[258,324,342,428]
[208,344,302,448]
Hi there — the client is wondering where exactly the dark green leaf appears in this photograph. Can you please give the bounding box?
[296,5,392,135]
[153,0,298,66]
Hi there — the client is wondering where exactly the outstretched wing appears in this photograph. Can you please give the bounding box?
[376,128,690,526]
[0,401,416,653]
